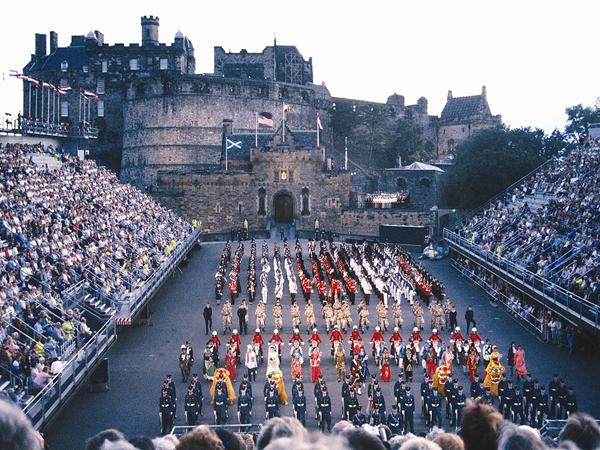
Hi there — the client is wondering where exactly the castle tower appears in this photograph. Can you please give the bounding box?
[141,16,159,45]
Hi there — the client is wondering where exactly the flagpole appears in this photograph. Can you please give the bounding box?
[47,87,51,127]
[79,93,82,122]
[41,85,44,123]
[282,104,285,143]
[316,113,320,148]
[225,144,228,172]
[87,97,90,124]
[344,136,348,171]
[28,83,31,119]
[255,112,258,148]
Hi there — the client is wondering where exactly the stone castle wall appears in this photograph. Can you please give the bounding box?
[336,210,433,236]
[120,75,332,188]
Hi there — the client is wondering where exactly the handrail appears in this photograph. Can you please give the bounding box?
[444,228,600,329]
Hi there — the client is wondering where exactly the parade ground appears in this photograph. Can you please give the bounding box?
[45,239,600,449]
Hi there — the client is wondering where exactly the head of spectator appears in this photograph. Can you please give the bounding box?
[558,412,600,450]
[460,399,503,450]
[339,426,386,450]
[100,440,138,450]
[256,417,306,450]
[497,423,545,450]
[176,425,224,450]
[431,432,464,450]
[389,434,418,450]
[397,437,442,450]
[331,420,355,435]
[263,432,347,450]
[153,434,180,450]
[0,399,44,450]
[213,427,247,450]
[129,436,156,450]
[85,429,128,450]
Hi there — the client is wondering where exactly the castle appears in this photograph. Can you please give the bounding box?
[22,16,501,237]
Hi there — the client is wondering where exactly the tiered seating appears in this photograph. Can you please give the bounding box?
[458,142,599,303]
[0,142,193,405]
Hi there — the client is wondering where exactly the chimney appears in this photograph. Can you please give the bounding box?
[35,33,47,58]
[49,31,58,53]
[482,85,487,100]
[95,31,104,46]
[141,16,159,45]
[222,118,233,136]
[447,90,453,100]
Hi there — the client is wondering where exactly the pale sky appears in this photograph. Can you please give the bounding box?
[1,0,598,132]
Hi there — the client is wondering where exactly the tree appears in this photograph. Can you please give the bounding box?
[379,118,434,168]
[445,126,563,208]
[565,104,600,143]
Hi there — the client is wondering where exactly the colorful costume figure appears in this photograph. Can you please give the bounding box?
[380,349,391,382]
[513,347,527,379]
[310,345,322,382]
[266,348,288,404]
[290,343,304,380]
[209,368,236,404]
[432,363,452,395]
[483,350,505,396]
[225,347,237,381]
[359,349,370,382]
[403,345,414,381]
[425,346,437,379]
[467,347,479,381]
[309,329,321,348]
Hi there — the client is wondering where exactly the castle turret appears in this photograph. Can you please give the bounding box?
[481,85,487,100]
[35,33,46,58]
[49,31,58,53]
[447,90,453,100]
[141,16,159,45]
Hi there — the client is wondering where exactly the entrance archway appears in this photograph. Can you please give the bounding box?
[273,191,294,223]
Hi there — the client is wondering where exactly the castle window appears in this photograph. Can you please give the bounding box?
[462,127,465,133]
[301,187,310,215]
[129,59,139,71]
[60,101,69,117]
[97,78,105,94]
[61,61,68,72]
[160,58,169,70]
[97,100,104,117]
[419,177,431,188]
[101,60,108,73]
[258,188,266,215]
[396,177,408,190]
[82,65,89,73]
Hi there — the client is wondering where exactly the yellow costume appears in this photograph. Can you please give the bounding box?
[432,364,452,395]
[269,369,288,404]
[210,368,237,404]
[483,351,505,396]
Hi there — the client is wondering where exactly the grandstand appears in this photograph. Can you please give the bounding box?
[445,142,599,336]
[0,142,201,429]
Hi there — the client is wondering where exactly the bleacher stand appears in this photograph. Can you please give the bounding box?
[0,142,193,408]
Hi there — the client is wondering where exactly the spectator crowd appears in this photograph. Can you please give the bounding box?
[0,143,193,408]
[457,142,599,304]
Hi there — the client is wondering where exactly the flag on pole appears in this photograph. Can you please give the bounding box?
[48,83,56,91]
[42,81,52,89]
[284,104,294,113]
[29,78,40,87]
[59,84,72,91]
[257,112,274,127]
[317,115,323,130]
[83,89,98,100]
[9,70,20,77]
[57,88,68,96]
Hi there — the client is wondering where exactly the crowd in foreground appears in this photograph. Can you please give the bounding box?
[0,143,193,406]
[2,397,600,450]
[458,142,599,303]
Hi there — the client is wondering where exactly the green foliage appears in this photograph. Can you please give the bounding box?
[331,99,434,170]
[564,104,600,142]
[446,126,566,208]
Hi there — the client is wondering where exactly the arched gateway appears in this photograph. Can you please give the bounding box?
[273,191,294,224]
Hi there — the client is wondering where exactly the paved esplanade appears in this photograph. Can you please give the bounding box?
[45,239,600,449]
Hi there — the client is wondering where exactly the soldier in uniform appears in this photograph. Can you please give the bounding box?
[392,300,403,329]
[352,405,367,427]
[453,386,466,430]
[222,301,233,334]
[376,299,388,331]
[387,404,402,435]
[412,301,425,330]
[237,385,253,425]
[335,344,346,382]
[511,386,525,424]
[293,384,307,426]
[402,386,415,434]
[429,389,442,429]
[498,373,509,416]
[565,386,577,418]
[534,386,548,428]
[318,387,332,432]
[214,386,229,425]
[342,299,353,331]
[358,300,370,332]
[255,302,266,331]
[323,302,335,332]
[345,388,360,422]
[548,373,560,418]
[184,386,200,426]
[273,299,283,331]
[394,374,405,408]
[159,388,176,435]
[190,373,203,416]
[305,300,316,334]
[265,388,280,419]
[291,301,301,330]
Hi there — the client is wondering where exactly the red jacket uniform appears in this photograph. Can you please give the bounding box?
[309,332,321,345]
[411,331,423,342]
[289,332,303,344]
[269,334,283,349]
[451,331,464,342]
[469,332,482,343]
[371,331,384,342]
[349,330,363,342]
[329,329,343,342]
[390,332,403,343]
[209,335,221,350]
[428,333,442,342]
[228,335,241,351]
[252,333,263,346]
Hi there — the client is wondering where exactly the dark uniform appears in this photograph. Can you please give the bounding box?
[184,388,200,425]
[523,374,534,419]
[387,405,402,435]
[203,304,213,335]
[548,375,560,418]
[511,387,525,425]
[159,390,176,434]
[353,406,368,427]
[292,378,305,401]
[482,387,494,406]
[504,382,515,419]
[557,381,568,419]
[237,391,253,424]
[191,374,204,416]
[238,377,253,399]
[454,386,466,429]
[314,380,325,420]
[445,380,456,418]
[420,379,430,418]
[497,376,508,416]
[293,389,307,426]
[266,391,280,419]
[534,387,548,428]
[373,388,386,417]
[402,387,415,434]
[394,376,405,407]
[429,391,442,429]
[565,387,577,417]
[214,388,228,424]
[319,390,332,432]
[470,377,482,399]
[346,391,360,422]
